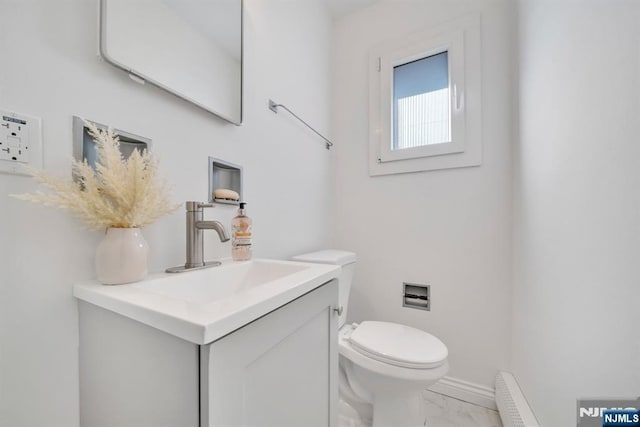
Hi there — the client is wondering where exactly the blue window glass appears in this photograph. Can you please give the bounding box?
[393,51,450,150]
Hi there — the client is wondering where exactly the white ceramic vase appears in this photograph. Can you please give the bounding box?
[95,227,149,285]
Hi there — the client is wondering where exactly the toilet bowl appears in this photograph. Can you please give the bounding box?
[292,250,449,427]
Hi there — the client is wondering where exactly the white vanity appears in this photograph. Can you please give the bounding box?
[74,259,340,427]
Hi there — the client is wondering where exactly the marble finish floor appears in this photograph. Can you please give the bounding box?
[421,390,503,427]
[339,390,503,427]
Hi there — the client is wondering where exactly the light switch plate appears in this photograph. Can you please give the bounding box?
[0,109,43,175]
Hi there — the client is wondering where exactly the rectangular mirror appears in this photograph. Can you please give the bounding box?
[100,0,243,124]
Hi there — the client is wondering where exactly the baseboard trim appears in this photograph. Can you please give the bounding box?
[428,376,497,410]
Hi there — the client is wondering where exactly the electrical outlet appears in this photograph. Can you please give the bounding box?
[0,110,42,175]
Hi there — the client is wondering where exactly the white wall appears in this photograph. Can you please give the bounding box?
[332,0,514,389]
[512,1,640,425]
[0,0,333,425]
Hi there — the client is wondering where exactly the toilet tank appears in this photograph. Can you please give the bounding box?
[291,250,356,328]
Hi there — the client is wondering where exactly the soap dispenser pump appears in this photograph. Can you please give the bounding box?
[231,202,252,261]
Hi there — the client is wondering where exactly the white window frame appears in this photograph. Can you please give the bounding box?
[369,14,482,176]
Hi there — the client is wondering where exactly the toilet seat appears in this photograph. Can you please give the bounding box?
[339,324,449,382]
[349,321,448,369]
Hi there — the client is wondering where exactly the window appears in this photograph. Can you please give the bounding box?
[369,14,482,176]
[394,51,450,150]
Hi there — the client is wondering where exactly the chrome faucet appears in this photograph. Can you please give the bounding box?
[166,201,230,273]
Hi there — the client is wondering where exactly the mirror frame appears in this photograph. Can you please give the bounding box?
[99,0,243,125]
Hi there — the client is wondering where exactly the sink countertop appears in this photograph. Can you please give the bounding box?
[73,258,340,345]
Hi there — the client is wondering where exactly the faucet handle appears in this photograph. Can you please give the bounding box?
[186,201,214,211]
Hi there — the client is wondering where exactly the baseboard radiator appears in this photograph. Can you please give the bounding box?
[495,371,540,427]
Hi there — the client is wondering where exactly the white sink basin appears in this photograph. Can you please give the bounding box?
[73,259,340,344]
[133,260,309,305]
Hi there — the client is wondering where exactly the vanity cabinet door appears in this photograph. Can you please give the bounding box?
[201,279,338,427]
[78,302,200,427]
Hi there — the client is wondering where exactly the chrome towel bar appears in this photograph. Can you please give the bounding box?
[268,99,334,150]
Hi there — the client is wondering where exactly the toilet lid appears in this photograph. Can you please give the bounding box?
[349,321,448,369]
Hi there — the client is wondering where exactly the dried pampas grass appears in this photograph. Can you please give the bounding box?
[13,120,180,230]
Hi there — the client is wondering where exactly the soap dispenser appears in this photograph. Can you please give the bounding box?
[231,202,252,261]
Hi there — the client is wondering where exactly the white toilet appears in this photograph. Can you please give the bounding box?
[292,250,449,427]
